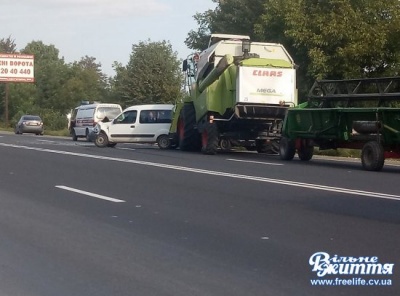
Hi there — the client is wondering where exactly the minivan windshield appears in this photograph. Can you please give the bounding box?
[96,107,121,120]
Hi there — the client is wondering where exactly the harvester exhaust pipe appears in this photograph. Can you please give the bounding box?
[242,39,251,58]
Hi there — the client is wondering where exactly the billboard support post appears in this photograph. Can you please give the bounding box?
[5,83,9,126]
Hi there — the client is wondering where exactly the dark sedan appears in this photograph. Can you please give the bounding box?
[15,115,44,135]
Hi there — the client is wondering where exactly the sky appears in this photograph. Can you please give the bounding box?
[0,0,217,76]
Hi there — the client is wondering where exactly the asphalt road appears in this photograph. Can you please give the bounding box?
[0,132,399,296]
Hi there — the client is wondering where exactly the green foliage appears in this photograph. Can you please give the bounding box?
[11,108,66,131]
[186,0,400,102]
[1,39,113,129]
[264,0,400,79]
[185,0,265,51]
[0,36,16,53]
[1,35,185,130]
[111,40,183,107]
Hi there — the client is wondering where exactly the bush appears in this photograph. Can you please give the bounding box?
[11,108,68,131]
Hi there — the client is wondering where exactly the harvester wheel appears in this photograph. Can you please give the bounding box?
[201,123,219,155]
[279,137,295,160]
[298,140,314,161]
[361,141,384,171]
[178,104,201,151]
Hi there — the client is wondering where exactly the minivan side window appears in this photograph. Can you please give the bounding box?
[115,110,137,124]
[139,110,172,124]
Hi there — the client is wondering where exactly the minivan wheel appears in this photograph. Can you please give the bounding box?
[157,135,171,149]
[95,132,109,148]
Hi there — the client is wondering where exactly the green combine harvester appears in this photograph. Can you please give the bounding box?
[279,77,400,171]
[169,34,298,154]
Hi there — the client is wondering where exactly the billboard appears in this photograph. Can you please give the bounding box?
[0,53,34,82]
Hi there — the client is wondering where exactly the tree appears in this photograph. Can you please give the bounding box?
[0,36,17,53]
[21,41,69,111]
[66,56,111,106]
[186,0,400,100]
[185,0,265,51]
[111,40,183,107]
[262,0,400,81]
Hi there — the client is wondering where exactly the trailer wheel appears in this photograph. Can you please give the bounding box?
[95,132,109,148]
[201,123,219,155]
[178,104,201,151]
[361,141,384,171]
[298,140,314,161]
[256,140,268,153]
[219,138,231,152]
[279,137,295,160]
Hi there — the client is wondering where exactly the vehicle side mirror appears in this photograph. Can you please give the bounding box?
[102,116,110,123]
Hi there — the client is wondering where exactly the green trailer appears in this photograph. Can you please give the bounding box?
[280,77,400,171]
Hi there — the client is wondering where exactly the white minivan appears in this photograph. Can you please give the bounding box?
[93,104,174,149]
[70,103,122,141]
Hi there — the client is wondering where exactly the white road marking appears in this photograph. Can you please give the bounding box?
[56,185,125,203]
[1,143,399,202]
[227,159,283,166]
[314,155,400,167]
[36,139,55,143]
[117,147,136,151]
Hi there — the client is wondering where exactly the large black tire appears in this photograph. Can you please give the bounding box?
[95,132,109,148]
[177,104,201,151]
[219,138,232,152]
[298,140,314,161]
[256,140,268,153]
[279,137,296,160]
[361,141,384,171]
[201,123,219,155]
